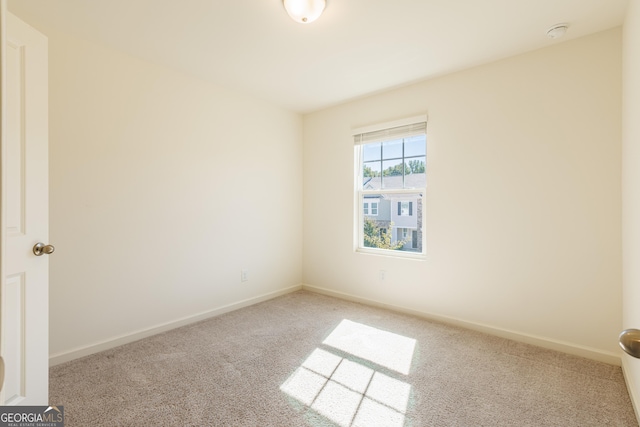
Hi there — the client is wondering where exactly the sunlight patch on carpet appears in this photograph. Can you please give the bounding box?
[312,381,362,426]
[331,359,373,394]
[280,367,327,406]
[353,397,405,427]
[302,348,342,377]
[366,372,411,413]
[280,319,415,427]
[322,319,416,375]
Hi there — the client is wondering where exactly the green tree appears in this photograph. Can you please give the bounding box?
[407,159,425,174]
[382,163,405,177]
[363,165,380,177]
[363,218,406,250]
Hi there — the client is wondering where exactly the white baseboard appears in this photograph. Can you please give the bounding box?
[51,283,621,367]
[49,284,303,366]
[302,283,622,366]
[622,356,640,425]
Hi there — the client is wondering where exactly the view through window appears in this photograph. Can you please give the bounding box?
[354,119,427,256]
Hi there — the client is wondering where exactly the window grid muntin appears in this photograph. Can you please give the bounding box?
[362,136,426,191]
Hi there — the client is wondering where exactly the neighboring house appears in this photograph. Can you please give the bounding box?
[363,175,424,252]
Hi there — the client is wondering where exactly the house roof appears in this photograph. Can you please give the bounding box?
[363,174,426,191]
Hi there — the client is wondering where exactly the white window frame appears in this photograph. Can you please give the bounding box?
[371,202,378,216]
[353,115,427,259]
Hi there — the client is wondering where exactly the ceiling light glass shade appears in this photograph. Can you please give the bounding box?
[283,0,326,24]
[546,23,569,39]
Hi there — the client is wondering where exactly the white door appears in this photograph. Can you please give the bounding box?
[1,11,49,405]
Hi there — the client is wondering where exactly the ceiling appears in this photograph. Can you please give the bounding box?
[7,0,630,113]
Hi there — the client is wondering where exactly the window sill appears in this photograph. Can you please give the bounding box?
[355,247,426,260]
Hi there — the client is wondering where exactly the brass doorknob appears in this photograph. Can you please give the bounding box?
[33,242,55,256]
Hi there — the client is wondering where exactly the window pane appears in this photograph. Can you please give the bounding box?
[363,161,382,189]
[382,140,403,159]
[382,159,403,177]
[362,192,423,253]
[362,194,391,249]
[404,135,426,157]
[382,159,403,189]
[405,157,425,174]
[363,143,381,162]
[404,156,426,188]
[364,161,381,178]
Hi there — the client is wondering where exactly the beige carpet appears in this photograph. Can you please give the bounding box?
[50,290,638,426]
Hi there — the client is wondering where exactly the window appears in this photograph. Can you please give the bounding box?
[399,201,412,216]
[363,199,379,216]
[354,117,426,257]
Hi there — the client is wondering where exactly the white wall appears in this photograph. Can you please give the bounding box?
[622,0,640,415]
[303,29,622,361]
[45,31,303,360]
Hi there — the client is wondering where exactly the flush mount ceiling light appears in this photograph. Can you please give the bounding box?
[283,0,326,24]
[546,23,569,39]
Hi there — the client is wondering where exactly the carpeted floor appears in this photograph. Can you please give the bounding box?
[50,290,638,426]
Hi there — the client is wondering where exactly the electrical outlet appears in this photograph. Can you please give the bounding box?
[379,270,386,281]
[241,269,249,282]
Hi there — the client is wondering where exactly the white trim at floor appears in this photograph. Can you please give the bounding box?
[49,284,303,366]
[302,283,622,366]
